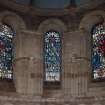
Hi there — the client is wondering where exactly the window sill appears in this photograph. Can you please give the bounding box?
[88,80,105,96]
[0,79,16,92]
[43,81,61,89]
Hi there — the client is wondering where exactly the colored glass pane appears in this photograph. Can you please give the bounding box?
[44,31,61,82]
[0,25,15,79]
[92,24,105,80]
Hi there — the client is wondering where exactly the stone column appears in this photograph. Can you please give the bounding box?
[63,31,88,98]
[13,30,43,95]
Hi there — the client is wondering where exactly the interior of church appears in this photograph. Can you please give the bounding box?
[0,0,105,105]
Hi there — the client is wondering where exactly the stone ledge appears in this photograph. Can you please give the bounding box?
[0,92,105,103]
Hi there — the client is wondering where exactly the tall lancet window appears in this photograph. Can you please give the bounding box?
[44,30,61,82]
[92,23,105,80]
[0,24,15,79]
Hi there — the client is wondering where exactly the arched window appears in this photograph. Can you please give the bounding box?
[0,24,15,79]
[44,30,61,82]
[92,23,105,80]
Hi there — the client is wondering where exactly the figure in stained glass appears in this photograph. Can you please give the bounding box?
[0,24,15,79]
[44,30,61,82]
[92,24,105,80]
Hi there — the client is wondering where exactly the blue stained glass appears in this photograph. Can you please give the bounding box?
[44,31,61,82]
[92,24,105,80]
[0,25,15,79]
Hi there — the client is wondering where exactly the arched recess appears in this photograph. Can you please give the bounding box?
[0,11,26,54]
[0,11,26,31]
[79,10,105,81]
[0,11,26,92]
[79,10,105,32]
[38,19,67,91]
[38,18,67,33]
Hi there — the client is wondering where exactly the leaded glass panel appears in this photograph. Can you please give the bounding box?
[92,24,105,80]
[44,31,61,82]
[0,24,15,79]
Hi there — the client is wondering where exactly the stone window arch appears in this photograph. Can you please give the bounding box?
[79,10,105,82]
[0,11,26,92]
[38,19,67,88]
[0,11,26,30]
[38,18,67,33]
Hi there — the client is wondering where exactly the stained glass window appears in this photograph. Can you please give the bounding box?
[92,24,105,80]
[0,24,15,79]
[44,30,61,82]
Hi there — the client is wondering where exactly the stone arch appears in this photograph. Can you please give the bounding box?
[79,10,105,82]
[38,18,67,33]
[0,11,26,93]
[38,19,66,91]
[79,10,105,33]
[0,11,26,31]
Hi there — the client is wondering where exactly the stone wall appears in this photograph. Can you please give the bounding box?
[14,31,43,95]
[0,4,105,105]
[0,94,105,105]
